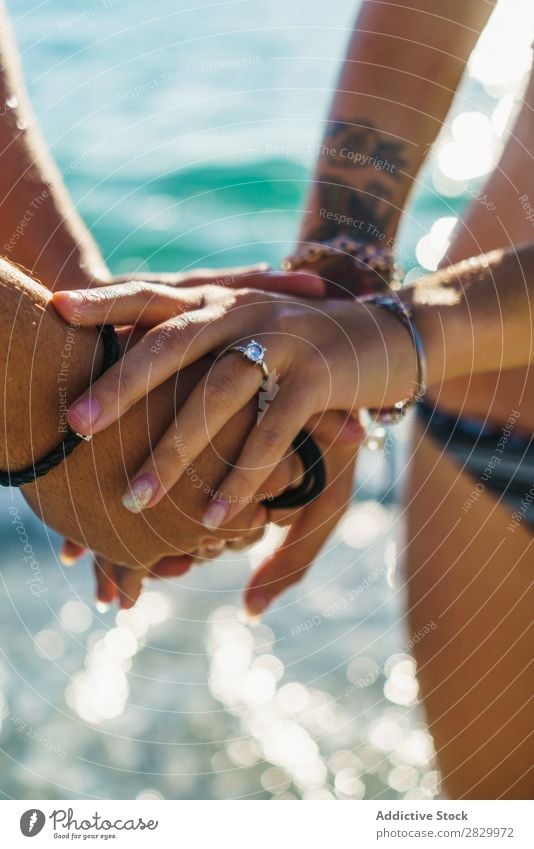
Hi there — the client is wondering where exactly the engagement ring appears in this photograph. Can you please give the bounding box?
[227,339,269,381]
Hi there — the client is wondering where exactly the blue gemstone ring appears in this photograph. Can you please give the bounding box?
[227,339,269,381]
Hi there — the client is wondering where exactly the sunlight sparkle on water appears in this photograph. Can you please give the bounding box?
[60,601,92,634]
[415,216,457,271]
[469,0,534,95]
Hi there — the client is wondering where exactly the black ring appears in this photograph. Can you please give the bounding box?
[262,430,326,510]
[0,324,120,487]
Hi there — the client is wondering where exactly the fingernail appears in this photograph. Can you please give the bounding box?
[59,552,77,566]
[68,397,101,433]
[241,609,262,626]
[122,474,159,513]
[245,590,271,618]
[59,540,87,566]
[202,497,230,530]
[198,540,226,558]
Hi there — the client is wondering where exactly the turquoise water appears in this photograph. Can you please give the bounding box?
[0,0,522,800]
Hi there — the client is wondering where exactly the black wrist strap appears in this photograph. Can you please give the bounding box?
[262,430,326,510]
[0,324,120,488]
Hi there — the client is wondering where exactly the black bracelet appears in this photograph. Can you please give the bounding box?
[262,430,326,510]
[0,324,120,488]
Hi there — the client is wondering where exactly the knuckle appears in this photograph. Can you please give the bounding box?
[256,424,284,453]
[204,370,238,412]
[99,366,135,406]
[263,464,288,495]
[226,471,257,503]
[115,368,136,400]
[130,280,155,299]
[164,320,188,355]
[234,286,255,303]
[153,439,181,472]
[288,375,314,407]
[271,305,291,335]
[304,346,327,376]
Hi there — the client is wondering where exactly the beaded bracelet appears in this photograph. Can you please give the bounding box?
[281,235,402,298]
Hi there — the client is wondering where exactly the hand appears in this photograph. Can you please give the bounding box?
[110,265,325,299]
[244,410,365,617]
[60,410,363,616]
[60,443,305,609]
[53,277,406,531]
[58,266,326,602]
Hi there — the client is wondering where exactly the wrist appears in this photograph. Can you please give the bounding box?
[0,165,109,292]
[332,297,420,411]
[0,260,102,473]
[284,235,399,299]
[1,226,110,292]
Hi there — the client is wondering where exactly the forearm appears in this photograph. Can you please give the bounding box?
[0,2,108,289]
[353,244,534,408]
[299,0,494,247]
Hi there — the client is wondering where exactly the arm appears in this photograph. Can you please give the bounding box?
[51,241,534,512]
[294,0,494,289]
[0,1,109,290]
[248,0,496,614]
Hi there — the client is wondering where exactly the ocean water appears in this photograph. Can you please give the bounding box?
[0,0,530,800]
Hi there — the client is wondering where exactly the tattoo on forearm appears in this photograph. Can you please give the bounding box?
[323,120,407,177]
[310,180,396,243]
[304,120,409,243]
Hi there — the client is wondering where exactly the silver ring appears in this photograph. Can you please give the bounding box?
[225,339,269,381]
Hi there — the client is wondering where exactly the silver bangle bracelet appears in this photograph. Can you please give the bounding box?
[363,295,427,425]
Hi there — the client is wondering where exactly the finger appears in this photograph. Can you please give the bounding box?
[261,416,362,529]
[113,264,271,288]
[59,539,87,566]
[257,450,306,529]
[242,270,325,298]
[150,556,194,577]
[225,505,268,550]
[53,281,205,327]
[124,365,302,514]
[154,268,324,297]
[93,557,119,607]
[115,566,145,610]
[52,271,320,327]
[245,455,356,617]
[202,383,313,532]
[121,353,263,512]
[307,410,365,446]
[66,305,230,435]
[193,540,228,561]
[261,450,304,499]
[157,262,270,289]
[197,450,301,554]
[109,265,326,299]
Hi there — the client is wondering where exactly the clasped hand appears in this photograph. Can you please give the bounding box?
[54,267,407,613]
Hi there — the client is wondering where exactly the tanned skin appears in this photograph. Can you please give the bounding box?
[0,258,282,572]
